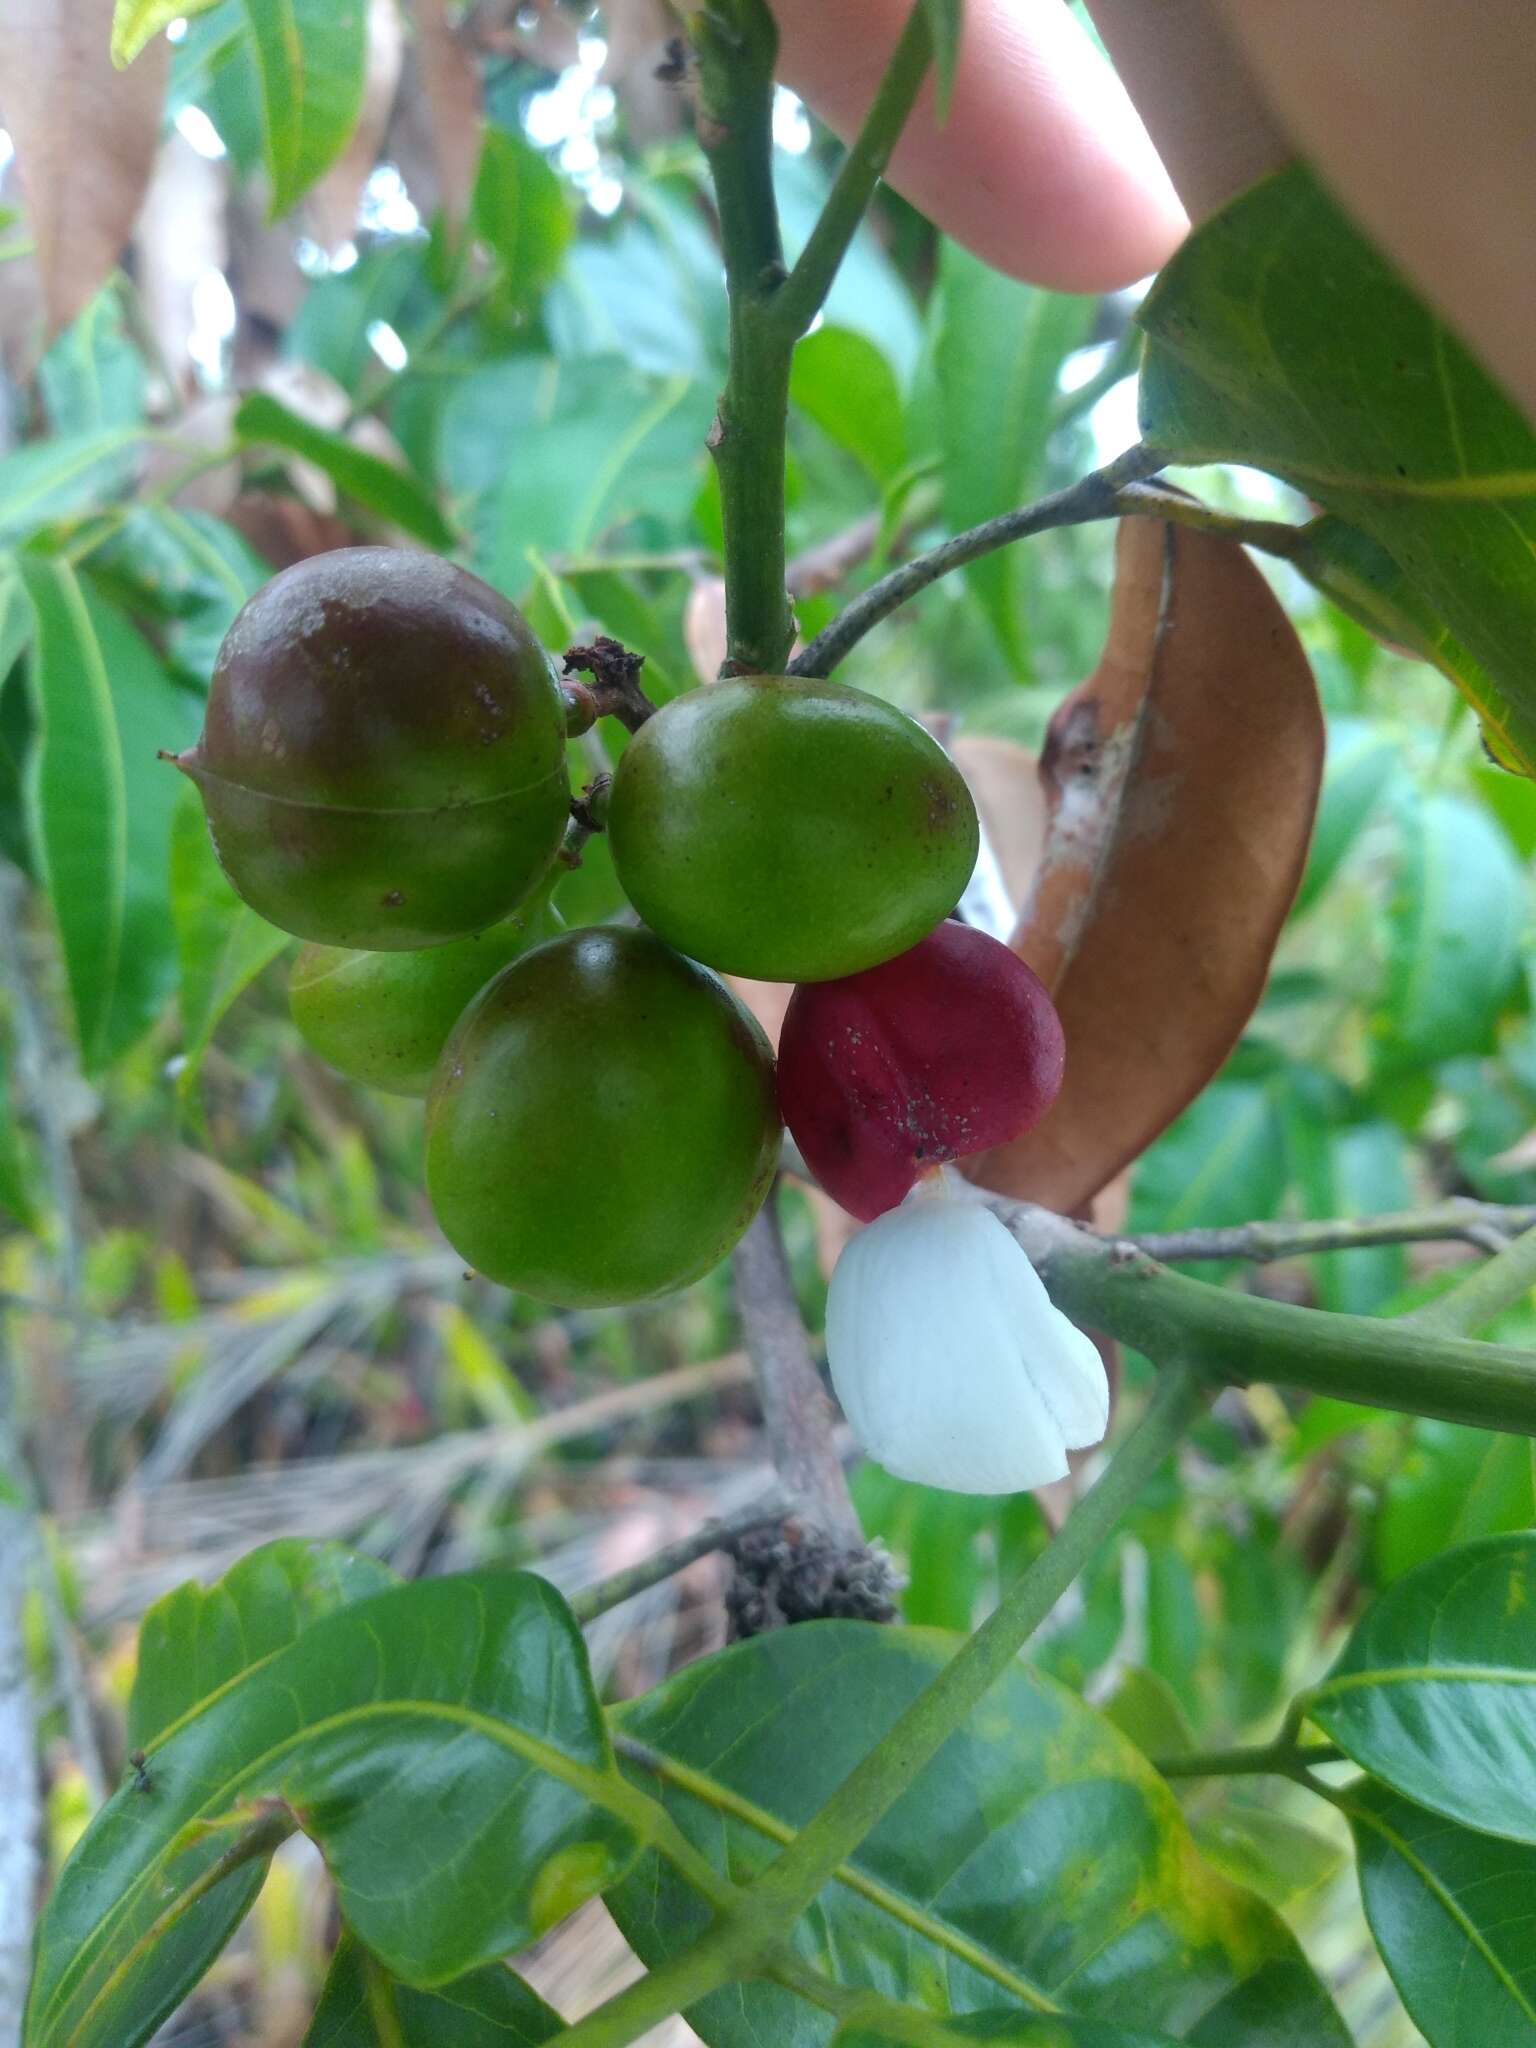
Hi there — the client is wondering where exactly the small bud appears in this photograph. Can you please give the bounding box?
[825,1174,1108,1494]
[777,920,1065,1221]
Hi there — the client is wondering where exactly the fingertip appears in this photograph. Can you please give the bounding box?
[771,0,1188,293]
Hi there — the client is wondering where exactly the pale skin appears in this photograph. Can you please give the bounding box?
[769,0,1536,428]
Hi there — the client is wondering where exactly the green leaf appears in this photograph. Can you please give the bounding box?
[1346,1778,1536,2045]
[239,0,368,218]
[37,284,146,433]
[0,559,32,684]
[609,1622,1350,2045]
[934,248,1093,671]
[129,1538,396,1750]
[169,784,291,1096]
[19,560,200,1071]
[471,126,574,310]
[27,1573,642,2048]
[791,326,906,485]
[1127,1076,1290,1240]
[1288,1113,1412,1316]
[1309,1532,1536,1841]
[1190,1801,1343,1911]
[1099,1667,1193,1763]
[112,0,221,67]
[1292,716,1397,916]
[303,1934,560,2046]
[0,429,143,544]
[443,358,711,596]
[234,392,456,549]
[918,0,962,115]
[1375,793,1524,1069]
[1373,1422,1536,1584]
[837,2012,1182,2048]
[1138,163,1536,776]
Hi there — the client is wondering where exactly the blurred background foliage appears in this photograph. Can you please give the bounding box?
[1,3,1532,2042]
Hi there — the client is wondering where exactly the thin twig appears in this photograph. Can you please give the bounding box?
[1127,1200,1536,1264]
[789,446,1162,678]
[1113,480,1310,561]
[567,1492,788,1624]
[732,1197,863,1548]
[774,3,932,337]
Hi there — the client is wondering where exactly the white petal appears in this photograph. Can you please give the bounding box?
[825,1192,1108,1495]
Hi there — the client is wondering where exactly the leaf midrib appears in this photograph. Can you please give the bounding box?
[43,1696,638,2044]
[613,1733,1060,2017]
[1349,1797,1536,2023]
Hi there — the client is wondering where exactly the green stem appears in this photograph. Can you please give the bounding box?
[790,446,1161,678]
[774,5,933,337]
[547,1913,758,2048]
[1155,1740,1343,1782]
[1112,481,1309,561]
[743,1364,1206,1925]
[1407,1222,1536,1336]
[362,1951,409,2048]
[693,0,795,675]
[568,1494,785,1623]
[1027,1220,1536,1436]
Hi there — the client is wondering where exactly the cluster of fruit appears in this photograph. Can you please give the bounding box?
[176,548,1065,1307]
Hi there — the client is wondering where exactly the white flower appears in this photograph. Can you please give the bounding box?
[825,1175,1109,1494]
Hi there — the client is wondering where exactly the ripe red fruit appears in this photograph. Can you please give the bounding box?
[776,920,1065,1222]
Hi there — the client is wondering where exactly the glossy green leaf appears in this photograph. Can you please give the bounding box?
[19,560,199,1071]
[0,560,31,684]
[1346,1778,1536,2045]
[1309,1533,1536,1841]
[837,2011,1181,2048]
[934,248,1092,670]
[112,0,221,66]
[129,1538,396,1750]
[1375,793,1524,1069]
[609,1622,1350,2045]
[27,1573,641,2048]
[239,0,368,218]
[471,126,573,310]
[169,784,292,1095]
[0,429,142,544]
[791,326,906,484]
[303,1934,560,2047]
[1375,1422,1536,1584]
[1292,716,1397,917]
[234,392,456,548]
[1139,163,1536,775]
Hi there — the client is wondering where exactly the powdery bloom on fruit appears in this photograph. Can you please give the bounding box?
[825,1174,1109,1494]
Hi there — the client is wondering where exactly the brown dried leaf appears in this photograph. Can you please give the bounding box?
[408,0,483,231]
[972,517,1324,1214]
[0,0,168,339]
[309,0,405,254]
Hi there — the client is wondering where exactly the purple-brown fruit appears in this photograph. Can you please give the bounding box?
[776,920,1065,1221]
[173,548,570,949]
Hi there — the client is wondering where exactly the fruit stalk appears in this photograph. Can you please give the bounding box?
[731,1199,864,1548]
[693,1,796,675]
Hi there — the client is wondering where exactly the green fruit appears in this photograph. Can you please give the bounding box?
[289,901,562,1098]
[607,676,979,981]
[174,547,570,949]
[426,927,780,1306]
